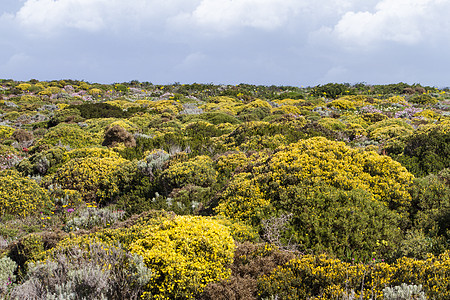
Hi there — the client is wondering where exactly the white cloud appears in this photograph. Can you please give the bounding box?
[187,0,302,32]
[13,0,197,35]
[331,0,450,47]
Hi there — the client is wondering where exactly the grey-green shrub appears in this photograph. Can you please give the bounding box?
[383,283,426,300]
[0,256,17,296]
[63,207,125,232]
[10,242,151,300]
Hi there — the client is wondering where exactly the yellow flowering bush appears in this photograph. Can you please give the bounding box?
[55,214,235,300]
[0,169,53,217]
[48,156,128,201]
[216,173,271,225]
[161,155,217,189]
[265,137,413,208]
[215,151,249,179]
[273,98,305,106]
[62,147,119,163]
[105,99,140,110]
[16,83,31,91]
[200,96,243,115]
[258,251,450,299]
[35,123,101,149]
[130,215,235,299]
[367,119,413,142]
[0,125,15,141]
[38,86,61,96]
[327,99,356,110]
[271,105,302,115]
[318,117,346,131]
[147,100,183,114]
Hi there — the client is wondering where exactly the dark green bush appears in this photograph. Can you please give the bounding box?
[408,174,450,254]
[408,93,438,105]
[311,83,354,99]
[396,125,450,176]
[68,103,134,119]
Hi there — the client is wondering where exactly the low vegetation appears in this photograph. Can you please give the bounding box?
[0,79,450,299]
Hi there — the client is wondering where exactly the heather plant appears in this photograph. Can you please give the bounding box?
[394,107,423,119]
[16,147,66,176]
[0,169,53,218]
[200,242,296,300]
[102,124,136,147]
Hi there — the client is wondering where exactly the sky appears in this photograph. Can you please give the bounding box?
[1,0,450,87]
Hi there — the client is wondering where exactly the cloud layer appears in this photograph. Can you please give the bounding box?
[1,0,450,86]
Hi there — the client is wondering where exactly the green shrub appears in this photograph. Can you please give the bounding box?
[68,102,133,119]
[48,107,83,126]
[396,124,450,176]
[16,147,66,175]
[311,83,353,99]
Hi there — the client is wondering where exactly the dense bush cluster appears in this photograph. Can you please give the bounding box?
[0,79,449,299]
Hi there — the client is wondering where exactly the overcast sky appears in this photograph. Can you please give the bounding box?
[1,0,449,87]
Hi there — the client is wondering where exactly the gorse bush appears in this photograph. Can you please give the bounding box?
[130,215,235,299]
[54,214,235,300]
[257,251,450,300]
[35,123,101,150]
[48,156,128,202]
[0,170,53,217]
[161,155,217,190]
